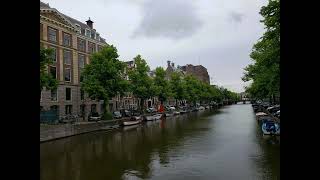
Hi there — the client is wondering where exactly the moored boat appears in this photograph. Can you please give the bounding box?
[179,109,187,114]
[261,120,280,135]
[153,113,163,120]
[173,111,180,115]
[145,115,155,121]
[165,112,173,117]
[145,113,163,121]
[122,116,142,126]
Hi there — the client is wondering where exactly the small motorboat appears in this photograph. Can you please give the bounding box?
[261,120,280,135]
[179,109,187,114]
[145,113,163,121]
[122,116,142,126]
[153,113,163,120]
[145,115,155,121]
[197,106,205,111]
[165,112,173,117]
[173,111,180,115]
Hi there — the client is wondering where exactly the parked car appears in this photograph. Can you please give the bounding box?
[124,110,131,117]
[88,112,101,121]
[113,111,122,119]
[146,107,157,113]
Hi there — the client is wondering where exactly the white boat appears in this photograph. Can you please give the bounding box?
[122,116,142,126]
[256,112,267,116]
[146,114,163,121]
[198,106,205,111]
[145,115,155,121]
[154,114,163,120]
[122,120,141,126]
[165,113,173,117]
[173,111,180,115]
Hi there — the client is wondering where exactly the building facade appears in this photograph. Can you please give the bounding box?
[40,2,107,120]
[179,64,210,84]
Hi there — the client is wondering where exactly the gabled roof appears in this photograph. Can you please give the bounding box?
[40,1,106,44]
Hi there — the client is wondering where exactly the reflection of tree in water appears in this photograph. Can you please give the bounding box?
[250,121,280,180]
[40,112,215,180]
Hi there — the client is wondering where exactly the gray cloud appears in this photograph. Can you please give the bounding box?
[132,0,203,40]
[229,11,244,23]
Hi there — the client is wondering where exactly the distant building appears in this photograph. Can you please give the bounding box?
[179,64,210,84]
[165,60,210,84]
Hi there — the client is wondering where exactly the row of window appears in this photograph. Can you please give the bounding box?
[49,88,72,101]
[49,47,85,67]
[41,104,98,116]
[45,88,86,102]
[49,66,71,82]
[45,25,102,53]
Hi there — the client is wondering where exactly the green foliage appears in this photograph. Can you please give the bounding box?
[102,112,113,120]
[127,55,154,110]
[154,67,172,103]
[170,71,186,101]
[242,0,280,101]
[40,47,58,92]
[184,75,201,105]
[81,45,128,107]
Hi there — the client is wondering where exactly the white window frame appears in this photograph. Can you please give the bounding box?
[49,66,57,79]
[78,54,85,68]
[63,50,72,65]
[85,29,91,37]
[50,47,57,62]
[48,27,57,42]
[64,68,71,82]
[63,32,71,47]
[50,89,58,102]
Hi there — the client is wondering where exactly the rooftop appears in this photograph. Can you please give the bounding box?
[40,1,106,44]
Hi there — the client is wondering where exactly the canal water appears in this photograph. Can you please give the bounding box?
[40,104,280,180]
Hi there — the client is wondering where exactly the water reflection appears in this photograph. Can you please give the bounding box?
[40,105,279,180]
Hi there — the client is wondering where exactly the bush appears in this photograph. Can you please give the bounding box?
[102,112,113,120]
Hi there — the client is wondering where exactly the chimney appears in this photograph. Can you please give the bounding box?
[167,60,171,67]
[86,17,94,29]
[171,62,175,67]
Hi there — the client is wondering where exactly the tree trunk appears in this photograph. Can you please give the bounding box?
[140,98,144,114]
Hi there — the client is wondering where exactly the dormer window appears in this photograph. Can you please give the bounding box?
[85,29,91,37]
[96,33,100,40]
[91,32,95,39]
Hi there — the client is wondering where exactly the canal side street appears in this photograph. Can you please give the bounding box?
[40,104,228,142]
[40,101,280,143]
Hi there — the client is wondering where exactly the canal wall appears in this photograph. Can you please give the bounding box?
[40,120,122,142]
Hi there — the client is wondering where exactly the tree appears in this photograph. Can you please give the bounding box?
[40,47,58,96]
[242,0,280,103]
[127,55,154,113]
[81,45,128,115]
[184,75,201,106]
[154,67,172,105]
[169,71,186,107]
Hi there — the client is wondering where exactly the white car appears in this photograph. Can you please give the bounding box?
[169,106,176,110]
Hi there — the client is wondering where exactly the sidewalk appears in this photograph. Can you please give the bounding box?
[40,119,123,142]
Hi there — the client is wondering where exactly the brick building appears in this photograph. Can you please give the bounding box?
[40,2,107,120]
[179,64,210,84]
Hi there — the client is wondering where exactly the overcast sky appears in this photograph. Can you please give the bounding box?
[43,0,267,92]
